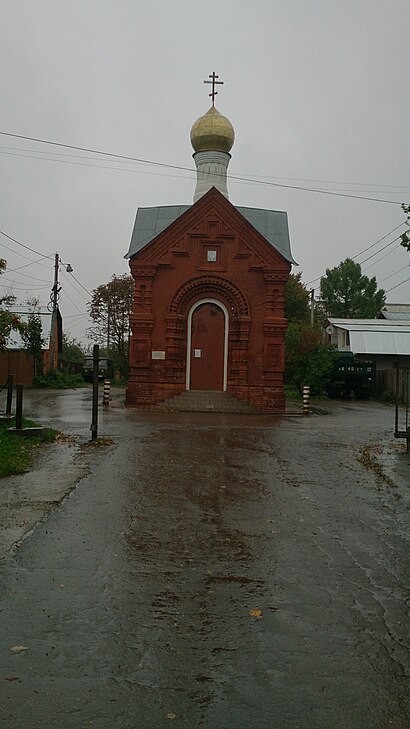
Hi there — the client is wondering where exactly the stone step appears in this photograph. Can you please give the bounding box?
[155,390,259,414]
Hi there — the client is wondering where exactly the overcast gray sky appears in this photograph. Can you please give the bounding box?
[1,0,409,342]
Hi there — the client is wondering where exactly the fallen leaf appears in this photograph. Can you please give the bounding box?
[3,676,20,681]
[166,713,177,719]
[10,645,28,653]
[248,609,262,619]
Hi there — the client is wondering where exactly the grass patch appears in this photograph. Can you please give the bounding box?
[0,417,57,478]
[33,369,86,389]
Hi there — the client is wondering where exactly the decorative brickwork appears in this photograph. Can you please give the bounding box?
[126,188,291,412]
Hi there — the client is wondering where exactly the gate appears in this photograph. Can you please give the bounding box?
[394,366,410,453]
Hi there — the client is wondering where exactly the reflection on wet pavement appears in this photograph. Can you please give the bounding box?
[0,390,408,728]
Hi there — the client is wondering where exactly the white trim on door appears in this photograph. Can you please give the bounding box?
[186,298,229,391]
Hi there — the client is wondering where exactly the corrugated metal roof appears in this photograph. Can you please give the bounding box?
[4,306,52,350]
[125,202,296,263]
[350,330,410,356]
[379,311,410,321]
[329,317,410,329]
[328,317,410,356]
[382,303,410,314]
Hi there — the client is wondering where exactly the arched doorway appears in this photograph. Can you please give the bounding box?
[186,299,229,391]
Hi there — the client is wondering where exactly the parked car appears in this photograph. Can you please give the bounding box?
[82,357,114,383]
[325,352,375,399]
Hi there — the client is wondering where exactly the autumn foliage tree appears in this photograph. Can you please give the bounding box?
[87,274,134,378]
[0,259,21,351]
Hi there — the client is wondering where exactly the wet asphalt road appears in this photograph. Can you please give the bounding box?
[0,389,409,728]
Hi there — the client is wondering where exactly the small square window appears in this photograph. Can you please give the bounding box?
[207,249,217,262]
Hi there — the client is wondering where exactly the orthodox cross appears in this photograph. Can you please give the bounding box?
[204,72,223,105]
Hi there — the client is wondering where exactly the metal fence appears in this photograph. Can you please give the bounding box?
[394,366,409,451]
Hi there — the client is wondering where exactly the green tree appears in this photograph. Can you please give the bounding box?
[320,258,385,318]
[284,273,310,324]
[0,259,20,350]
[285,323,337,395]
[20,312,45,376]
[62,333,85,365]
[87,274,134,378]
[400,204,410,250]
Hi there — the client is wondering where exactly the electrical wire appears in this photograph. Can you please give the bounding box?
[4,266,51,283]
[304,225,407,286]
[363,245,402,272]
[67,272,92,297]
[357,235,402,266]
[0,149,196,183]
[385,275,410,293]
[59,287,87,318]
[0,241,52,272]
[353,223,405,260]
[2,145,410,192]
[2,148,408,195]
[378,265,410,284]
[0,129,404,205]
[0,229,53,258]
[0,279,50,290]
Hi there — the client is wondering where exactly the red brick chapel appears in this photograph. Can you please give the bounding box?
[125,75,296,412]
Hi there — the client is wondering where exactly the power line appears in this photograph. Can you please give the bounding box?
[2,148,409,195]
[0,240,52,272]
[363,245,401,272]
[0,149,195,183]
[0,229,53,258]
[60,286,87,318]
[358,235,402,266]
[5,264,51,282]
[2,139,409,192]
[0,278,50,290]
[60,270,90,302]
[304,224,406,286]
[240,171,410,190]
[378,265,410,284]
[353,223,405,260]
[385,275,410,293]
[67,271,92,297]
[0,129,405,205]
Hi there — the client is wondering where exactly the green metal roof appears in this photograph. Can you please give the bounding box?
[125,202,296,264]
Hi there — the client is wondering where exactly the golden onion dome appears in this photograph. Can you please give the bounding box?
[190,105,235,154]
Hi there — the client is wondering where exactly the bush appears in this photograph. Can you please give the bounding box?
[33,369,85,389]
[377,391,395,404]
[285,323,338,395]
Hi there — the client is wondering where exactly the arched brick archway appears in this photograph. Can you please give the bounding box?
[169,275,250,318]
[166,276,251,392]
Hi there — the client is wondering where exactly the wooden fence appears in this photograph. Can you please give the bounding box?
[0,351,35,387]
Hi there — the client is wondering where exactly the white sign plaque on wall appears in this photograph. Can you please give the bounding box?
[207,250,217,262]
[194,349,202,358]
[152,351,166,360]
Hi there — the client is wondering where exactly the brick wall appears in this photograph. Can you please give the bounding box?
[126,190,290,413]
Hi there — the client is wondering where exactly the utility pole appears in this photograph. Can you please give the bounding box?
[310,288,315,327]
[50,253,60,369]
[49,254,73,370]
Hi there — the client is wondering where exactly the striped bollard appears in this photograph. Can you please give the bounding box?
[103,379,111,407]
[302,385,310,416]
